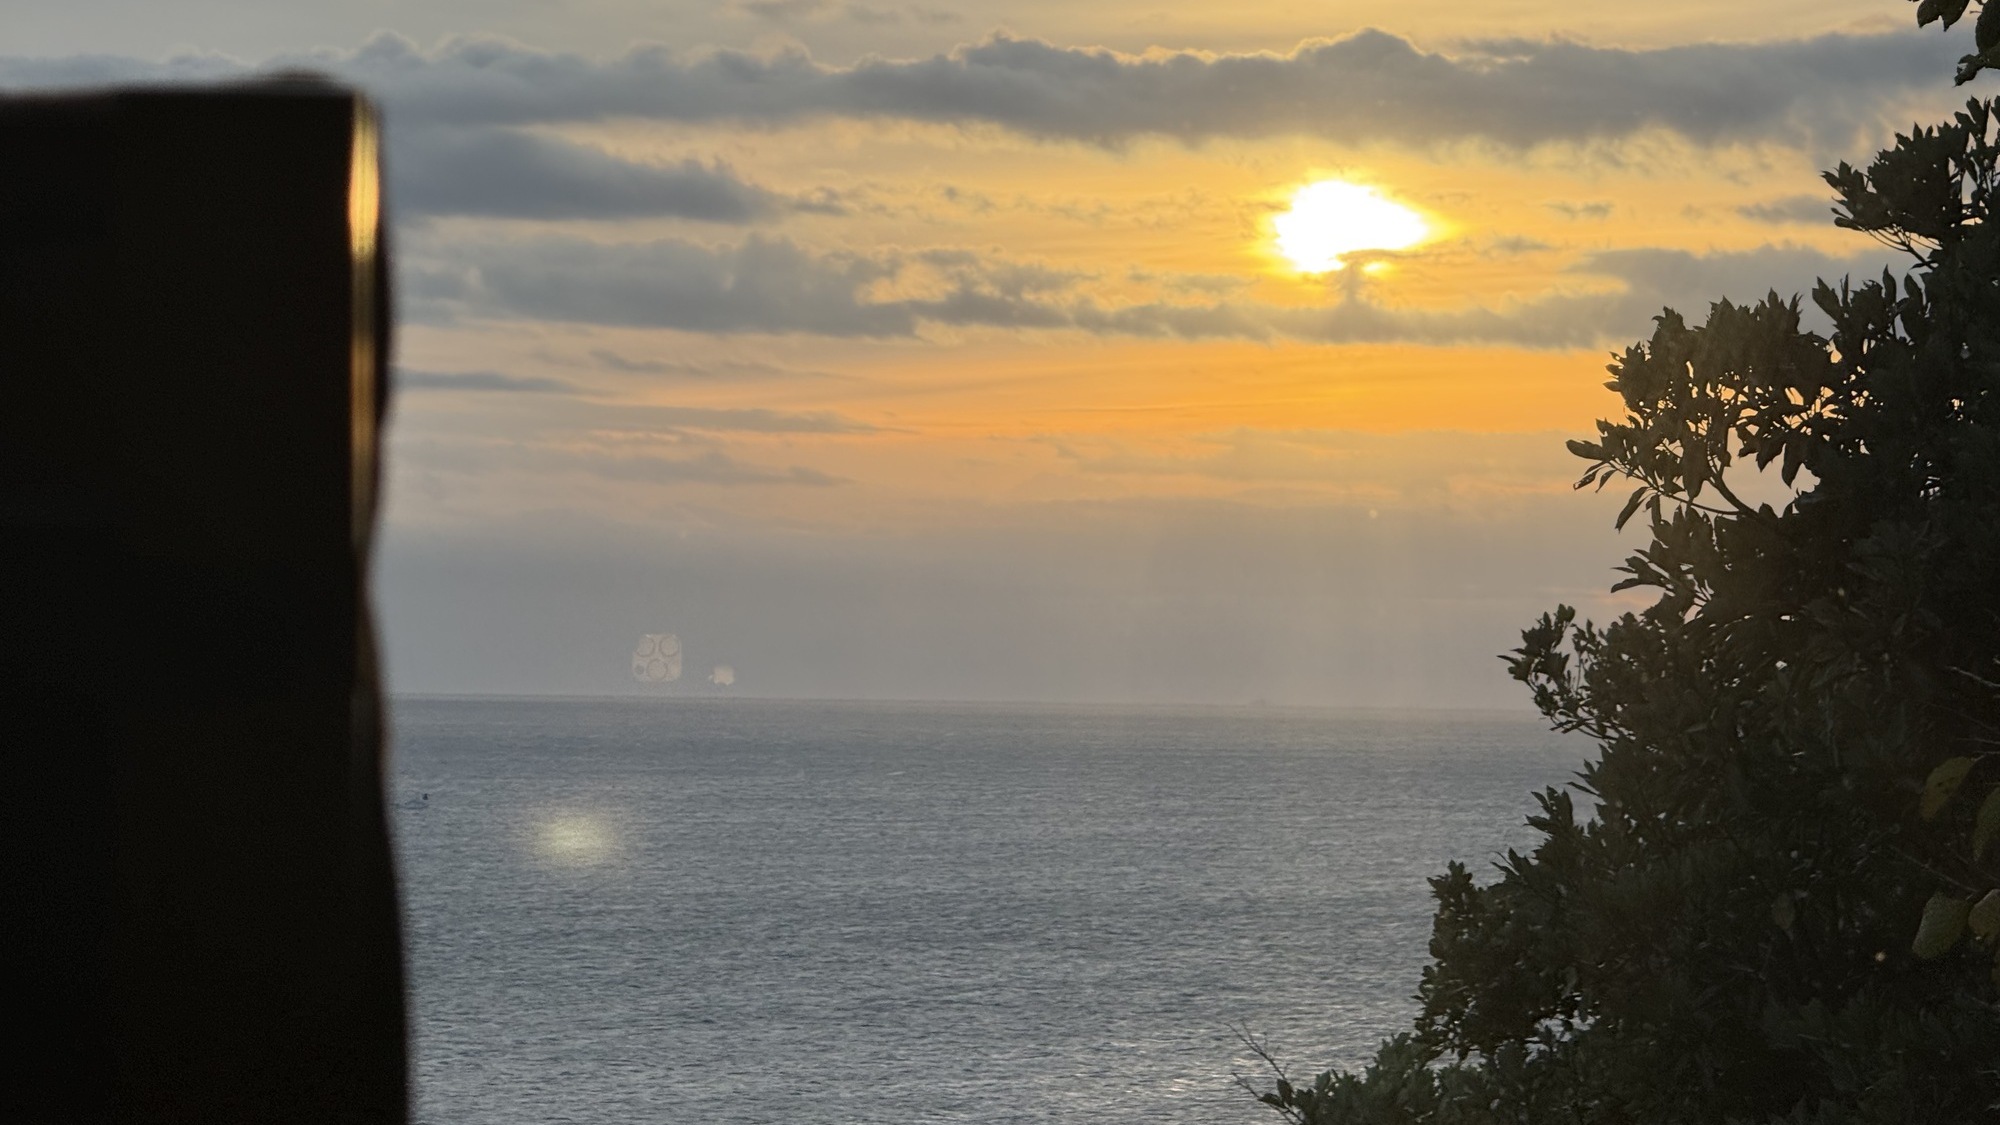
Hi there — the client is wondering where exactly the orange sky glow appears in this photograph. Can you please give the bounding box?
[8,0,1965,700]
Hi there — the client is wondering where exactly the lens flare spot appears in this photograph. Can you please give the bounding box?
[1273,180,1428,273]
[536,814,614,865]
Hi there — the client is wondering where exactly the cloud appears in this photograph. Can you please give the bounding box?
[588,348,676,373]
[1248,243,1899,348]
[393,126,793,221]
[410,231,1899,348]
[729,0,954,23]
[1054,428,1576,499]
[1301,246,1896,348]
[1485,235,1553,256]
[408,233,908,334]
[0,59,818,225]
[399,386,878,434]
[1737,194,1838,225]
[409,233,1075,336]
[554,448,843,485]
[1547,201,1616,221]
[1574,243,1874,312]
[397,368,579,393]
[1063,288,1641,349]
[0,28,1958,153]
[842,4,961,26]
[572,349,842,381]
[609,404,877,433]
[733,0,831,18]
[402,437,844,486]
[1128,268,1252,296]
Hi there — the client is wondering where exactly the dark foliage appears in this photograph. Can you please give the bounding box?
[1915,0,2000,84]
[1252,99,2000,1124]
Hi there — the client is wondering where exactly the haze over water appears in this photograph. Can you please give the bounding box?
[391,697,1584,1124]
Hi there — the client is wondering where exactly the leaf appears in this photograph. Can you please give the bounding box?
[1913,893,1970,959]
[1957,49,1990,85]
[1975,787,2000,860]
[1969,890,2000,941]
[1920,0,1975,26]
[1981,0,2000,51]
[1782,438,1805,486]
[1921,756,1976,820]
[1615,485,1647,530]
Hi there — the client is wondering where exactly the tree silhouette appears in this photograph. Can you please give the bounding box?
[1915,0,2000,84]
[1252,94,2000,1125]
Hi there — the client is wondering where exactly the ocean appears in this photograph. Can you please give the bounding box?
[389,697,1587,1125]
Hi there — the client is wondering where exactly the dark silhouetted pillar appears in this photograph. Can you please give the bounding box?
[0,83,405,1123]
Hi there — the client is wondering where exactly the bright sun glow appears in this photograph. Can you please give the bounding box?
[1273,180,1428,273]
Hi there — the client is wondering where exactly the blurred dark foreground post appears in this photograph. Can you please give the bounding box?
[0,85,405,1123]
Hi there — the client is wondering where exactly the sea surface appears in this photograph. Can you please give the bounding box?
[389,697,1588,1125]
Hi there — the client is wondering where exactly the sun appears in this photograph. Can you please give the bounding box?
[1273,180,1428,273]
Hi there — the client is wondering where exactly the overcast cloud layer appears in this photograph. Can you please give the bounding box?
[0,28,1959,148]
[1,28,1962,234]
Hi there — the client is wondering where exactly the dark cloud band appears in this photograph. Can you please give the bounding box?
[407,231,1897,349]
[393,128,791,221]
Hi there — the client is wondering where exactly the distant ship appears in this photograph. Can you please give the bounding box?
[709,664,736,687]
[632,633,683,683]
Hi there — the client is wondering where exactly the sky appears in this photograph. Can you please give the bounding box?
[4,1,1974,705]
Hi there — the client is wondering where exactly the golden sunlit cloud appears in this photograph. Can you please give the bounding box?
[1273,180,1429,273]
